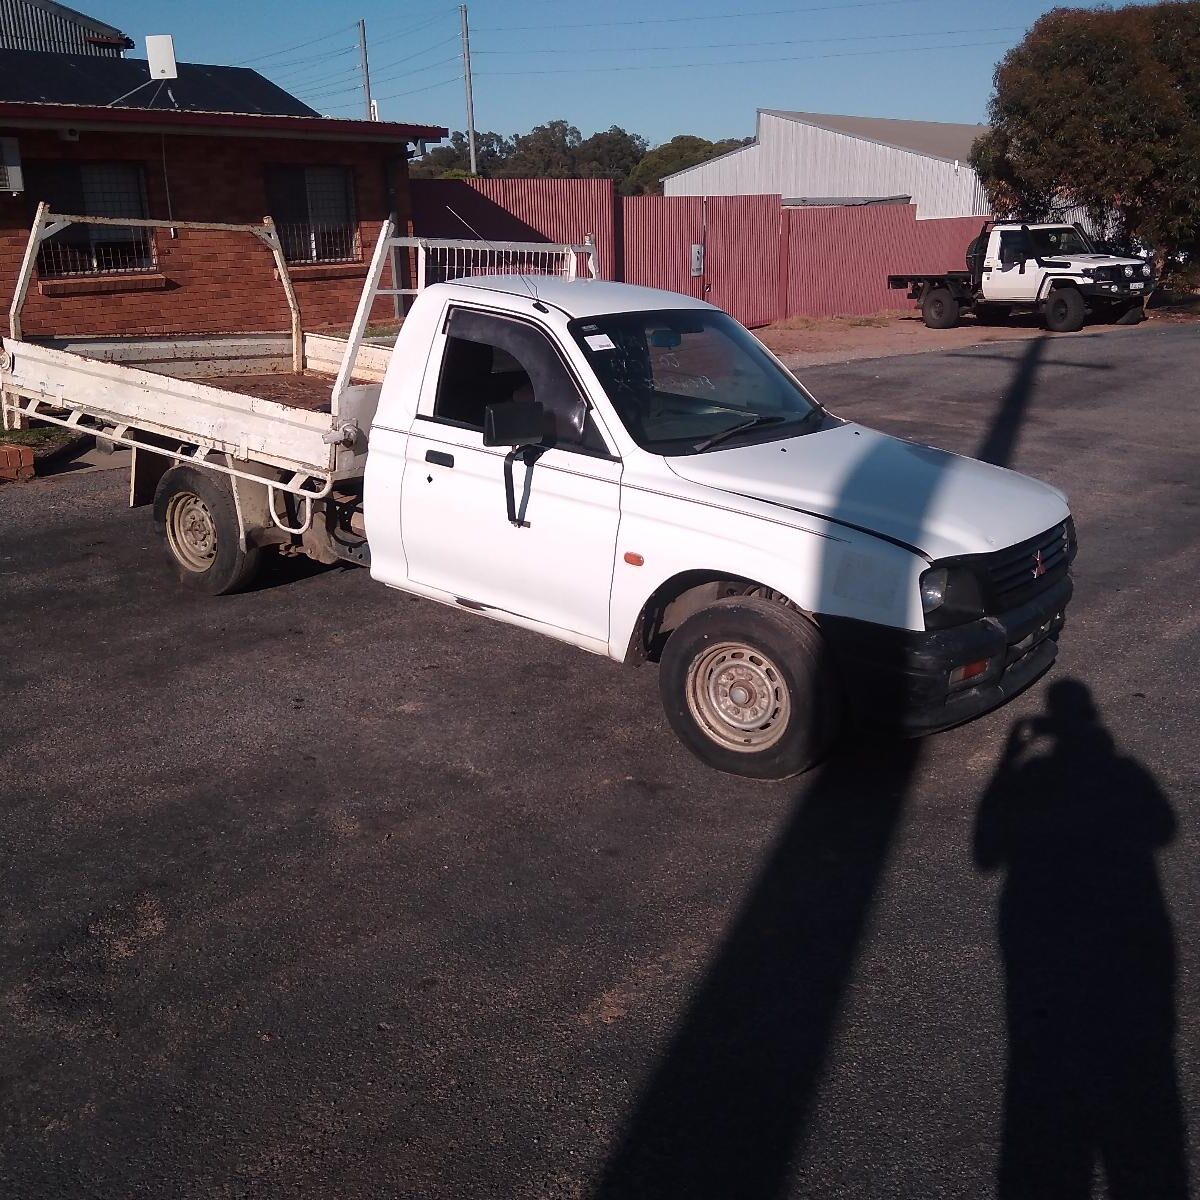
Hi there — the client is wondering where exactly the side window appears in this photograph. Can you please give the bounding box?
[433,310,609,454]
[998,231,1028,265]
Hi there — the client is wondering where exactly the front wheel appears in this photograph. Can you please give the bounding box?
[658,596,840,779]
[1043,288,1086,333]
[153,465,262,594]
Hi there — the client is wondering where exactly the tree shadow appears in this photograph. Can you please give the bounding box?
[593,344,1051,1196]
[975,679,1189,1200]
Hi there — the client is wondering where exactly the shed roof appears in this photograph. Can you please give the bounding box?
[761,109,989,162]
[0,48,320,115]
[0,0,132,48]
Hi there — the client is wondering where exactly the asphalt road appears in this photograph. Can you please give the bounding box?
[1,324,1197,1199]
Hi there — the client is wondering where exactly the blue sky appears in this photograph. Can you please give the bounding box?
[96,0,1155,144]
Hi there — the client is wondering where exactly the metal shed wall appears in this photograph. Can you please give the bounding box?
[665,111,989,220]
[409,178,617,280]
[0,0,127,55]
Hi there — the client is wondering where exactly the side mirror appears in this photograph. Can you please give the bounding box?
[483,398,545,447]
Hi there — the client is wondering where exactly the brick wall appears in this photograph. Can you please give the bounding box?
[0,129,412,338]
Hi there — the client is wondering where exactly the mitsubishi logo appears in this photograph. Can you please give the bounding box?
[1032,549,1046,579]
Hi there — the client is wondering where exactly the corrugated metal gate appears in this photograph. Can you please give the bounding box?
[620,194,780,327]
[620,195,705,301]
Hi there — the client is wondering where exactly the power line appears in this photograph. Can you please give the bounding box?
[300,51,461,101]
[260,43,359,75]
[369,9,457,51]
[372,76,462,104]
[474,24,1024,56]
[369,53,462,88]
[476,37,1014,76]
[233,22,357,65]
[476,0,941,32]
[270,57,363,89]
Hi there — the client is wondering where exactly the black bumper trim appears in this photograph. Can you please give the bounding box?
[817,575,1072,736]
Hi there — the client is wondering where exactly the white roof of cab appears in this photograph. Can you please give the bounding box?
[444,275,716,318]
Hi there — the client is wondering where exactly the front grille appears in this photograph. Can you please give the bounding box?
[983,520,1074,611]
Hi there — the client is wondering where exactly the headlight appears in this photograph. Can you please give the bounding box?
[1124,265,1135,278]
[920,564,986,629]
[1142,263,1151,277]
[920,567,948,614]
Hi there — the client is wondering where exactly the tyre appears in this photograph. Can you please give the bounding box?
[658,596,840,780]
[153,465,262,595]
[974,304,1012,326]
[1043,288,1085,333]
[921,287,960,329]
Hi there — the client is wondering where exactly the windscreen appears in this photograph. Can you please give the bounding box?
[1029,226,1093,257]
[568,309,825,455]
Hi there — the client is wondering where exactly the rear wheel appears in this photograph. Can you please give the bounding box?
[1113,302,1145,325]
[658,596,840,779]
[921,287,960,329]
[153,466,262,595]
[1043,288,1086,333]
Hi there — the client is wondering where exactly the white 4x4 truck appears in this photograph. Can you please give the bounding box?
[889,220,1153,333]
[1,230,1077,779]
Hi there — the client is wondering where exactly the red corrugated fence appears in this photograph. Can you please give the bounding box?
[410,179,985,327]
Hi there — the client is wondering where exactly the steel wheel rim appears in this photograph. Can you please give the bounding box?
[930,298,945,320]
[685,640,792,753]
[1050,297,1068,322]
[166,491,217,572]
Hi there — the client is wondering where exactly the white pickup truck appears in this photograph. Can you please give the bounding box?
[889,220,1153,332]
[2,227,1076,778]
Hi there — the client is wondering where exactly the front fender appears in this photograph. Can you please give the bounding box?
[608,481,927,660]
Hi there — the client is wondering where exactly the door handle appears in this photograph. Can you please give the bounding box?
[425,450,454,468]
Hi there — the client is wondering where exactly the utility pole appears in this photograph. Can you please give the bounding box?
[357,18,373,120]
[459,4,478,175]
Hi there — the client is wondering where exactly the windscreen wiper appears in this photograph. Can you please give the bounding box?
[693,413,788,453]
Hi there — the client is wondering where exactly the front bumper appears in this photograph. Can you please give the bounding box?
[1079,280,1151,301]
[818,575,1072,736]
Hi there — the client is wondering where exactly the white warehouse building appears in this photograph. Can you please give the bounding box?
[663,109,991,220]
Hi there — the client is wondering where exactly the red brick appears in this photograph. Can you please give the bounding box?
[0,443,35,481]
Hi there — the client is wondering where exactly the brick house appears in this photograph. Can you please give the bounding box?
[0,52,445,339]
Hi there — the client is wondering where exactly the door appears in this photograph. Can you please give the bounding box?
[400,307,622,643]
[983,229,1040,301]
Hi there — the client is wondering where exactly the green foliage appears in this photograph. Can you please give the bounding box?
[408,122,751,195]
[970,1,1200,260]
[502,120,583,178]
[624,135,752,196]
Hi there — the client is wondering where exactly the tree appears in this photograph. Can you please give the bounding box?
[409,130,513,179]
[501,120,583,178]
[624,135,751,196]
[970,1,1200,267]
[575,126,649,190]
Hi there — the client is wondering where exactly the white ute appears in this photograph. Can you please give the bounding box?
[1,229,1077,778]
[889,220,1153,333]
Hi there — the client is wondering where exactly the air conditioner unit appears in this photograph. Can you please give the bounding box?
[0,137,23,194]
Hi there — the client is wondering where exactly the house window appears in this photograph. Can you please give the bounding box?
[264,165,358,264]
[26,161,155,278]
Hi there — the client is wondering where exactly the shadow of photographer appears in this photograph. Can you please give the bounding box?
[974,679,1188,1199]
